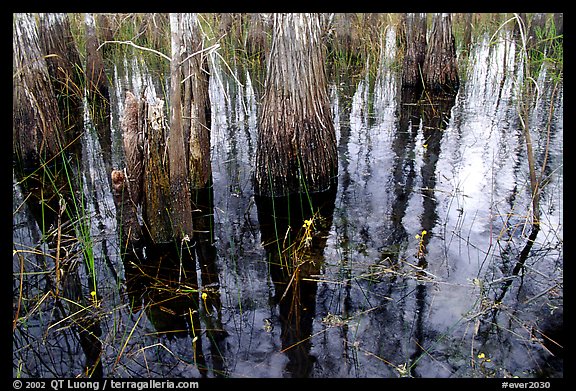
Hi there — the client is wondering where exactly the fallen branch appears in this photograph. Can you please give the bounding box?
[97,40,172,61]
[96,40,221,68]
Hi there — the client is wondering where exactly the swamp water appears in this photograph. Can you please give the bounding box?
[13,28,563,379]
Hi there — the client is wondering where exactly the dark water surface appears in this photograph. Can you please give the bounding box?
[13,27,563,378]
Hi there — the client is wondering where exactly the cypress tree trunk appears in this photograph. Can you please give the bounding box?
[14,14,103,377]
[180,13,212,189]
[13,12,83,280]
[121,91,144,207]
[116,92,173,246]
[462,13,473,54]
[401,13,427,89]
[95,13,115,43]
[168,13,195,239]
[255,13,338,197]
[37,13,84,146]
[85,13,110,120]
[111,169,143,251]
[143,98,173,243]
[117,14,211,244]
[13,13,64,170]
[422,13,459,94]
[85,12,113,181]
[553,13,563,36]
[246,13,270,57]
[527,13,547,48]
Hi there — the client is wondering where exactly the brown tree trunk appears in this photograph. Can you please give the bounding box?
[14,14,103,377]
[246,13,270,57]
[116,14,211,243]
[168,13,195,239]
[85,13,110,121]
[13,13,64,171]
[462,13,473,54]
[95,13,115,43]
[514,13,528,38]
[117,92,173,245]
[13,12,83,286]
[142,98,173,243]
[527,13,547,49]
[37,13,84,147]
[422,13,459,94]
[333,13,361,54]
[401,13,427,89]
[553,13,563,36]
[180,13,212,190]
[111,169,143,250]
[121,91,145,207]
[255,13,338,197]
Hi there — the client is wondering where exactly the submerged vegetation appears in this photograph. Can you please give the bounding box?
[13,13,562,379]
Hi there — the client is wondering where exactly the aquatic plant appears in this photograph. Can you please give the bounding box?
[415,229,427,259]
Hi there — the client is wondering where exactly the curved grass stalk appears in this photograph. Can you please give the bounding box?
[113,307,145,370]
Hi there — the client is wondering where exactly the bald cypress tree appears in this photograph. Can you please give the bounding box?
[255,13,337,197]
[13,13,64,170]
[422,13,459,94]
[401,13,428,89]
[116,13,212,244]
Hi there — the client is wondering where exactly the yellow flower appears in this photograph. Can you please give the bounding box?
[421,230,427,236]
[90,291,99,306]
[477,352,485,359]
[201,292,211,315]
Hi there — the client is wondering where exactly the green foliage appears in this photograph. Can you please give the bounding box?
[528,16,563,82]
